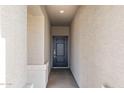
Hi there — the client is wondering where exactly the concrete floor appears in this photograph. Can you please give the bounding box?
[47,69,79,88]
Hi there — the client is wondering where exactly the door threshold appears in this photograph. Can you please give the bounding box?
[52,67,69,69]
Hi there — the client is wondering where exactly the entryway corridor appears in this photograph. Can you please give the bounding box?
[47,69,78,88]
[1,5,124,88]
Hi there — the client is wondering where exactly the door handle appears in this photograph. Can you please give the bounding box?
[54,49,56,55]
[54,49,56,58]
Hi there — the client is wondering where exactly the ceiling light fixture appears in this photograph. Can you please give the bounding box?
[59,10,64,14]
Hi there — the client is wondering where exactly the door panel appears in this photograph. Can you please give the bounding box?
[53,36,68,67]
[57,44,64,55]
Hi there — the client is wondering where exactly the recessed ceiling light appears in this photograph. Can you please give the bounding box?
[59,10,64,14]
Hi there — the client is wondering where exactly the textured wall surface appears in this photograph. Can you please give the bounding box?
[71,6,124,88]
[41,6,51,67]
[40,6,51,85]
[28,11,44,65]
[51,26,69,36]
[0,7,6,88]
[27,6,50,88]
[28,6,50,66]
[0,6,27,88]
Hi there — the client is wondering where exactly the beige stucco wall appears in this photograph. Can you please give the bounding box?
[0,6,27,88]
[71,6,124,88]
[51,26,69,36]
[28,7,44,65]
[41,7,51,66]
[28,6,50,65]
[40,6,51,75]
[27,6,51,87]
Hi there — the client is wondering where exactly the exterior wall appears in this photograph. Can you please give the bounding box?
[51,26,69,36]
[27,6,50,88]
[0,7,6,88]
[28,10,44,65]
[0,6,27,88]
[41,7,51,73]
[39,6,51,87]
[71,6,124,88]
[28,6,50,66]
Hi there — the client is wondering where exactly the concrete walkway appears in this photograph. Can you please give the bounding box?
[47,69,78,88]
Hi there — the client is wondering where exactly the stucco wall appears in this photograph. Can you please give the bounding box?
[51,26,69,36]
[41,7,51,70]
[27,6,50,87]
[27,8,44,65]
[0,6,27,88]
[28,6,50,66]
[71,6,124,88]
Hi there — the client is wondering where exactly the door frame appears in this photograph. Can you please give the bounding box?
[51,36,70,69]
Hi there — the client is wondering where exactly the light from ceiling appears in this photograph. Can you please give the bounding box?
[59,10,64,14]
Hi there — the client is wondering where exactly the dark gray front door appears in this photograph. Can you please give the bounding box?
[53,36,68,67]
